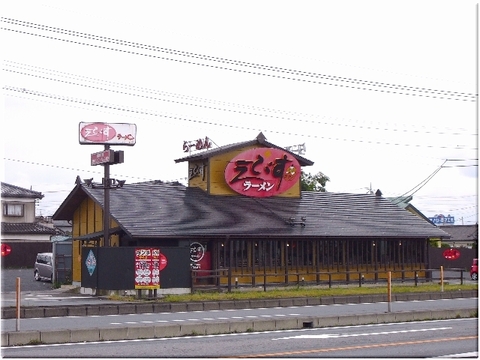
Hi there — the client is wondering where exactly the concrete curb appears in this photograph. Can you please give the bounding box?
[2,308,477,347]
[1,290,477,319]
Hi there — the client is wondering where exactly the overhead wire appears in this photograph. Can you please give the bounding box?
[4,60,476,134]
[4,63,477,136]
[2,157,188,183]
[1,17,477,102]
[4,65,477,138]
[389,160,448,205]
[4,85,477,151]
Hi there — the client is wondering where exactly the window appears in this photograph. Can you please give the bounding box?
[3,203,24,217]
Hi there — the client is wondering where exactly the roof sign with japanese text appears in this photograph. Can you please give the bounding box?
[79,122,136,146]
[224,147,301,198]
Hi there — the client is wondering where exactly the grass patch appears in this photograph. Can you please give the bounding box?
[106,283,477,303]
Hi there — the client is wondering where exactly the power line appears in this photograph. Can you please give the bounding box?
[4,86,477,151]
[6,60,475,133]
[5,65,477,138]
[2,157,188,183]
[390,161,447,205]
[1,17,477,102]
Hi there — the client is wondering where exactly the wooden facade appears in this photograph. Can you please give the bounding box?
[53,133,448,289]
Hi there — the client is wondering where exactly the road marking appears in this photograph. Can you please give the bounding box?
[240,336,478,358]
[272,327,452,340]
[435,351,478,358]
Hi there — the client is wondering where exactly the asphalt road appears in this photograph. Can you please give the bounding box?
[2,318,477,358]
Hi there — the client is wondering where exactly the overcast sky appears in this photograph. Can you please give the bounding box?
[2,1,478,225]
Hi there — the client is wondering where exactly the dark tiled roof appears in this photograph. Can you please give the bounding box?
[54,181,450,240]
[1,182,44,199]
[174,132,314,167]
[439,225,478,241]
[1,222,57,235]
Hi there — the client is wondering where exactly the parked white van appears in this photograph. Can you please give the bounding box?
[34,252,53,282]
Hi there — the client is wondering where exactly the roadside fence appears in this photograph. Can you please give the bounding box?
[191,267,471,293]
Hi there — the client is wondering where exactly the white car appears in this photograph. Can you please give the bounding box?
[34,252,53,282]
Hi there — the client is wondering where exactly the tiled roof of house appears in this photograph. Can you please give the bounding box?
[1,222,57,235]
[174,132,314,167]
[1,182,44,199]
[54,181,450,240]
[439,225,478,242]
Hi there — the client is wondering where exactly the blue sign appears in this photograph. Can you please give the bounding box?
[429,214,455,225]
[85,250,97,276]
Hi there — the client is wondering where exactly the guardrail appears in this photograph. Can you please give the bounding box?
[191,267,470,293]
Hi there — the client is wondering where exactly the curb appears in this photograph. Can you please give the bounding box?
[1,290,477,319]
[2,308,477,347]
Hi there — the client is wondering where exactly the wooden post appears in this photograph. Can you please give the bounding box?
[440,265,444,292]
[387,271,392,313]
[16,277,21,331]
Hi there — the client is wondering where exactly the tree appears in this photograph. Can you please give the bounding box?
[300,171,330,192]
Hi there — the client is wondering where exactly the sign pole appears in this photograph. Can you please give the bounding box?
[103,144,110,247]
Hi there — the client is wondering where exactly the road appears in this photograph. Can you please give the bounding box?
[1,297,477,333]
[2,318,477,358]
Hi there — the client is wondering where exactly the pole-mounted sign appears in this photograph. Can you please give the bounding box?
[91,149,124,166]
[79,122,136,251]
[79,122,137,146]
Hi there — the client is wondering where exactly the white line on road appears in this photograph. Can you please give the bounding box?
[272,326,452,340]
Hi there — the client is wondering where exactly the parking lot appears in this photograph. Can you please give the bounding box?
[1,268,54,293]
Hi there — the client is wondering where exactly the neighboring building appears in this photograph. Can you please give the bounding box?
[1,182,57,268]
[387,195,435,224]
[439,225,478,248]
[1,183,56,242]
[53,133,450,291]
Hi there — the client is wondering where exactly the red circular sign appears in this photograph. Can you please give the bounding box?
[1,244,11,257]
[80,123,117,143]
[159,253,168,271]
[224,148,301,197]
[442,248,460,260]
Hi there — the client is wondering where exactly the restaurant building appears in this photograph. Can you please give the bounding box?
[53,133,449,292]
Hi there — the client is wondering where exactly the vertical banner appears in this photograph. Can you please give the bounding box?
[134,248,160,289]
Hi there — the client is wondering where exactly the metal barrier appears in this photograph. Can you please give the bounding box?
[191,267,469,293]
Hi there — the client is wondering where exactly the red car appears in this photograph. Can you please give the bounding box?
[470,258,478,280]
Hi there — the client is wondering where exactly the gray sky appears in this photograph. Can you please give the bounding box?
[2,0,478,224]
